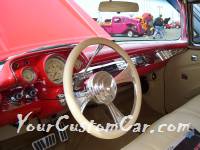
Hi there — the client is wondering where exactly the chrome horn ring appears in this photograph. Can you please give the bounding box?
[87,71,117,105]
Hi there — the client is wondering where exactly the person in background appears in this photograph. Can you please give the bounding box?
[164,17,171,25]
[153,14,164,39]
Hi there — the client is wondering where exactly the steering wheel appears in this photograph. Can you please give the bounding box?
[63,37,142,139]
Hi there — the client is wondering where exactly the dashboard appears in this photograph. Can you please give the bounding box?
[0,44,186,126]
[0,47,88,126]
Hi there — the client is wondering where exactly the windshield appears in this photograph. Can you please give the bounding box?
[75,0,181,42]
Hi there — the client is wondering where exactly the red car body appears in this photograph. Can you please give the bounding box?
[164,24,173,29]
[165,21,181,29]
[0,0,110,60]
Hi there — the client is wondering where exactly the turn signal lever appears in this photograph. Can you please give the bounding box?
[25,88,38,99]
[25,88,38,102]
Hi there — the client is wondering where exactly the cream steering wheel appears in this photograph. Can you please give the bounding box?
[63,37,142,139]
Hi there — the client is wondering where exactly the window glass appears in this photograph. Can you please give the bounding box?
[192,4,200,44]
[75,0,181,42]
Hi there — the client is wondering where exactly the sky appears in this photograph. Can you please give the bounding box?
[73,0,180,22]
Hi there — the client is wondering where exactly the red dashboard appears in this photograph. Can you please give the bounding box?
[0,42,187,126]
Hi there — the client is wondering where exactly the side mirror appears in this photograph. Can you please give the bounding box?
[99,1,139,12]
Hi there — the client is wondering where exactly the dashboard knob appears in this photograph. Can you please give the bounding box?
[25,88,38,100]
[10,94,21,105]
[29,89,37,97]
[15,93,23,100]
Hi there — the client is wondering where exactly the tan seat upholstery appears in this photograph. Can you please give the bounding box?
[122,95,200,150]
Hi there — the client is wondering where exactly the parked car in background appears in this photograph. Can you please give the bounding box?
[171,21,181,28]
[165,21,181,29]
[101,16,144,37]
[164,23,173,29]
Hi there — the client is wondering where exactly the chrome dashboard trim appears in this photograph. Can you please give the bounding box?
[76,49,185,77]
[155,49,185,61]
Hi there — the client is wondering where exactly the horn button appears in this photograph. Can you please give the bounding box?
[87,71,117,104]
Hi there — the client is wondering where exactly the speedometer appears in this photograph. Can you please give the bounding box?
[45,57,65,85]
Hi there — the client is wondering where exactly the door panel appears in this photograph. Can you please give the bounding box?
[165,49,200,112]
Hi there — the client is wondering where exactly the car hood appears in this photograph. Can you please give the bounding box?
[0,0,110,60]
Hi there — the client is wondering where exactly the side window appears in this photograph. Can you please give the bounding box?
[113,18,121,23]
[192,4,200,44]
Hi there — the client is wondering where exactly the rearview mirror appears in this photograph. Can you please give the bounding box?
[99,1,139,12]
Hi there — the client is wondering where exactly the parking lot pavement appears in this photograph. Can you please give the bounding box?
[113,28,181,42]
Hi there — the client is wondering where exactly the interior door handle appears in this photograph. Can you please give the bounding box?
[191,55,198,61]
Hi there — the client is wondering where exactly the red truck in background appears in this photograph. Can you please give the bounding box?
[100,16,144,37]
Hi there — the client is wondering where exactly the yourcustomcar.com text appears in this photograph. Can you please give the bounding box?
[16,112,191,134]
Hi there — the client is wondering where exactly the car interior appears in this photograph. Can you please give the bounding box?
[0,0,200,150]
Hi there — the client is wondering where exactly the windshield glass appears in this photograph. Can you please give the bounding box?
[75,0,181,42]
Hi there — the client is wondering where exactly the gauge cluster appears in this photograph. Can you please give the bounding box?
[11,52,86,86]
[0,50,87,114]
